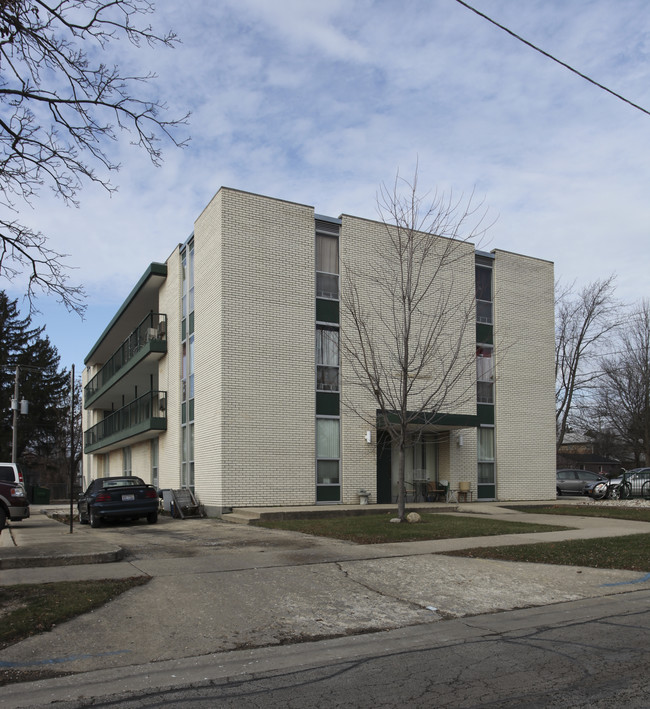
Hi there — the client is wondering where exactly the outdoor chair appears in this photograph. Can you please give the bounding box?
[426,481,446,502]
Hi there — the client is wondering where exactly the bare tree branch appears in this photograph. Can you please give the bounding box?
[0,0,189,312]
[555,275,619,450]
[341,168,491,520]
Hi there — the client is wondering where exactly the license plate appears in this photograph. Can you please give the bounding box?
[122,494,135,501]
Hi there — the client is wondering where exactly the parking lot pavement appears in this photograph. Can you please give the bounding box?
[0,503,649,678]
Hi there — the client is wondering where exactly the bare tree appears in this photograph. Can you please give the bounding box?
[0,0,188,312]
[555,276,619,450]
[596,300,650,466]
[340,170,490,520]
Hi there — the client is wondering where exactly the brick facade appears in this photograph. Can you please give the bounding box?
[82,187,556,512]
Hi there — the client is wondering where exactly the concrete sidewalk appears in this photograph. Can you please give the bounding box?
[2,499,650,579]
[1,501,649,687]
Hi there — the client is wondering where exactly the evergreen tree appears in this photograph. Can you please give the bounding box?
[0,292,68,461]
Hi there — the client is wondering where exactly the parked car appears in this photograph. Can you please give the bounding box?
[606,468,650,498]
[0,462,26,486]
[0,475,30,530]
[78,476,159,528]
[556,469,609,496]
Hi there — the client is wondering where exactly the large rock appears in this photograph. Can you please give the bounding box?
[406,512,421,524]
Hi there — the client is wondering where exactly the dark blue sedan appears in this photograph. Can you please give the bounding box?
[78,476,159,528]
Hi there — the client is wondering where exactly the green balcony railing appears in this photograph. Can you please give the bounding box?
[84,391,167,451]
[85,313,167,401]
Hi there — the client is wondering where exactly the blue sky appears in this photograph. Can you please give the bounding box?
[5,0,650,371]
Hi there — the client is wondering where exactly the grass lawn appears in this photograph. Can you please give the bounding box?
[0,577,149,651]
[505,504,650,523]
[0,577,149,686]
[253,512,571,544]
[445,534,650,572]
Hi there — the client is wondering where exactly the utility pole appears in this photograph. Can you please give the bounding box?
[11,366,20,464]
[10,366,28,463]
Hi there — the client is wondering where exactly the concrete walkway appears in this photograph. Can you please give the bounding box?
[1,501,649,685]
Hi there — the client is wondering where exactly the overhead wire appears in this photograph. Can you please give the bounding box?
[454,0,650,118]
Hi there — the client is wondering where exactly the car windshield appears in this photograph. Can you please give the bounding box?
[101,478,145,488]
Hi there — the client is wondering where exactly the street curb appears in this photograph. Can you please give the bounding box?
[0,542,124,570]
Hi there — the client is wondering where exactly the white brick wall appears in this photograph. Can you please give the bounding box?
[81,189,557,510]
[193,189,316,509]
[493,249,556,500]
[339,214,478,501]
[157,244,182,493]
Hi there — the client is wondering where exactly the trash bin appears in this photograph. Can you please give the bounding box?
[32,486,51,504]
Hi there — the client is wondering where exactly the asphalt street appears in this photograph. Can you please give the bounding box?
[1,501,649,707]
[3,591,649,708]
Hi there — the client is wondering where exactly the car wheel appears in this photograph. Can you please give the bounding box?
[0,507,6,531]
[89,508,101,528]
[608,486,620,500]
[78,504,89,524]
[146,511,158,524]
[556,488,563,496]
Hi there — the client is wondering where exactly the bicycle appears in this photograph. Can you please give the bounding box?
[643,480,650,500]
[609,470,632,500]
[589,469,632,501]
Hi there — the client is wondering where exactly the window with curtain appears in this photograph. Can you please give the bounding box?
[478,427,494,461]
[476,265,493,324]
[478,427,495,486]
[316,233,339,299]
[316,326,339,391]
[317,418,340,458]
[122,446,132,475]
[477,345,494,403]
[316,418,340,484]
[151,439,159,488]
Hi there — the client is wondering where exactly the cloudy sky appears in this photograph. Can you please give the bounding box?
[5,0,650,371]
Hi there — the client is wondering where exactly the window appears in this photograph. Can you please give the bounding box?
[122,446,132,475]
[188,335,195,399]
[477,427,495,485]
[316,233,339,299]
[316,418,340,484]
[316,326,339,391]
[476,265,492,324]
[151,439,159,488]
[477,345,494,403]
[181,238,195,491]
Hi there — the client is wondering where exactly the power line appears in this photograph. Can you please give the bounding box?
[454,0,650,118]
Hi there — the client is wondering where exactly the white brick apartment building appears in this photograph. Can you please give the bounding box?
[82,187,556,514]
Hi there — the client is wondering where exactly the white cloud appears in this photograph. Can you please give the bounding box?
[5,0,650,368]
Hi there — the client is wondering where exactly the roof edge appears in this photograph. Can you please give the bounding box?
[84,263,167,364]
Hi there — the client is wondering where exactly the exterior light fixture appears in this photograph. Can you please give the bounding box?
[365,430,372,444]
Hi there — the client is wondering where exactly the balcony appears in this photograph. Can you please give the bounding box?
[84,391,167,453]
[85,313,167,408]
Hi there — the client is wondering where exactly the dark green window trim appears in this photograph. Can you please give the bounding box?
[182,318,186,342]
[378,410,479,428]
[316,298,339,324]
[476,323,493,345]
[478,485,496,499]
[182,402,187,424]
[189,398,194,421]
[477,404,494,425]
[317,392,339,416]
[316,485,341,502]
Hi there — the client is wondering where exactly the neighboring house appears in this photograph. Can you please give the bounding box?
[82,187,556,515]
[557,440,621,477]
